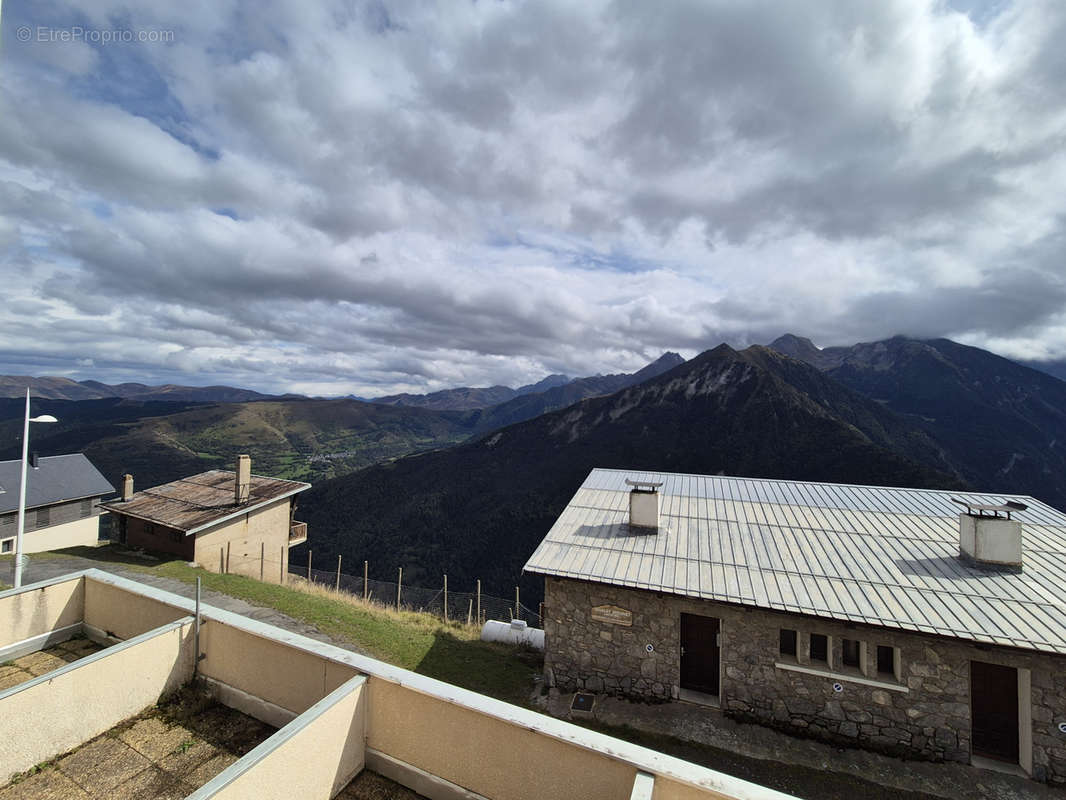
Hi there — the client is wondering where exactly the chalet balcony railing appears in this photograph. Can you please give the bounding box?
[288,521,308,545]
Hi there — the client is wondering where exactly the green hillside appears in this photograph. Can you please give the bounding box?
[0,397,476,489]
[300,345,963,603]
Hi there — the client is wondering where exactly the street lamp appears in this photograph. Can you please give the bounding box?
[13,388,57,588]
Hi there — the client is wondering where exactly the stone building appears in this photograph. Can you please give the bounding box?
[101,455,309,584]
[523,468,1066,784]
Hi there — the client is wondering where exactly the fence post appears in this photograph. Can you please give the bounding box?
[260,542,265,581]
[281,547,286,584]
[307,550,312,581]
[226,542,231,574]
[396,567,402,611]
[515,586,521,621]
[363,560,368,600]
[467,598,473,626]
[476,579,481,627]
[219,547,224,574]
[443,574,448,623]
[336,555,342,592]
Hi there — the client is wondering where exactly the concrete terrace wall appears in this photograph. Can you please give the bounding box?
[112,571,802,799]
[191,676,367,800]
[199,619,359,719]
[543,576,1066,783]
[368,679,638,800]
[84,576,190,641]
[0,617,195,782]
[0,574,84,653]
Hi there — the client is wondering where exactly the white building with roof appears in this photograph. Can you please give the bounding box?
[524,468,1066,784]
[0,453,114,556]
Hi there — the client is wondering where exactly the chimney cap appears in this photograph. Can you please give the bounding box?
[626,479,663,493]
[951,497,1028,519]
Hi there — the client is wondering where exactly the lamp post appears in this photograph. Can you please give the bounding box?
[13,389,57,588]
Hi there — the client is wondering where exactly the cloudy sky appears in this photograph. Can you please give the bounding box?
[1,0,1064,396]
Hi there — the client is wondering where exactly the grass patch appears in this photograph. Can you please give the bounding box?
[32,546,540,706]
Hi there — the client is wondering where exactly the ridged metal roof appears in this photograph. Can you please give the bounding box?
[523,469,1066,654]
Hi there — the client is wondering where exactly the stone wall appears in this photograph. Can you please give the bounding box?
[542,575,1066,784]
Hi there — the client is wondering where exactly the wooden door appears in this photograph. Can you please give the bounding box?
[680,613,720,696]
[971,660,1019,763]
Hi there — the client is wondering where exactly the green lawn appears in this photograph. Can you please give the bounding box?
[8,547,540,706]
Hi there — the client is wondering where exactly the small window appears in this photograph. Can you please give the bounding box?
[842,638,861,669]
[1,538,12,554]
[35,507,50,527]
[80,499,93,518]
[779,629,797,658]
[810,633,829,664]
[877,645,897,678]
[145,522,155,536]
[172,530,182,543]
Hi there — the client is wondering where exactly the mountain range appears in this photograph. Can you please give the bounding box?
[768,334,1066,509]
[365,355,683,412]
[299,344,964,598]
[0,376,295,403]
[5,334,1065,606]
[0,353,684,490]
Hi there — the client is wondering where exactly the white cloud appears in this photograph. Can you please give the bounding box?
[1,0,1065,394]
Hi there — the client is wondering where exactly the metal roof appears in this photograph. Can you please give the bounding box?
[100,470,309,534]
[0,454,114,514]
[523,468,1066,655]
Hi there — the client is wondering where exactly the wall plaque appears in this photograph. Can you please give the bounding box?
[591,604,633,626]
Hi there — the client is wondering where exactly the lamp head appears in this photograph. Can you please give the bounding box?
[29,415,58,423]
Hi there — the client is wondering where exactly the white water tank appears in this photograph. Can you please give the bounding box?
[480,619,545,650]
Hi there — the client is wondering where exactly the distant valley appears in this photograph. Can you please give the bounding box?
[0,354,683,490]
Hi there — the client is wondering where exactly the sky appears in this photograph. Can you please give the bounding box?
[1,0,1064,397]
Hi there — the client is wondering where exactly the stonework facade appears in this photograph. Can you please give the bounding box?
[543,575,1066,784]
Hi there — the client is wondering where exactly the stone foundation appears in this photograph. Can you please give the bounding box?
[543,576,1066,784]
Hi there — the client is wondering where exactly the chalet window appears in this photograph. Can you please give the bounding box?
[35,507,50,528]
[842,638,861,669]
[1,538,12,554]
[172,531,182,543]
[810,633,829,665]
[779,629,797,658]
[81,499,93,518]
[145,522,156,536]
[877,645,898,680]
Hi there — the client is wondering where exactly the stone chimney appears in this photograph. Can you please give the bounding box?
[626,478,663,533]
[953,498,1026,570]
[122,474,134,501]
[235,455,251,505]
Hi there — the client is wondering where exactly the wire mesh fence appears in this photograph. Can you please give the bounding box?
[294,563,542,628]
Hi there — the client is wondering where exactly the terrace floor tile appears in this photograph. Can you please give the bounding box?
[0,767,91,800]
[56,736,151,795]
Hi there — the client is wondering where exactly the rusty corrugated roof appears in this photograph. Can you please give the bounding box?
[101,470,309,534]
